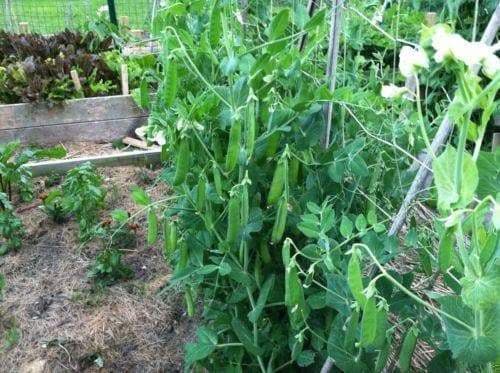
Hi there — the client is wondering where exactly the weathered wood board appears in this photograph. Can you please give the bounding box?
[28,149,162,177]
[0,95,148,145]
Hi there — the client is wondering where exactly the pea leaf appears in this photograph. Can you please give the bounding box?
[433,146,478,211]
[231,319,263,356]
[185,326,218,364]
[267,8,290,40]
[248,275,275,323]
[438,296,498,364]
[296,349,316,367]
[340,215,354,239]
[131,187,150,206]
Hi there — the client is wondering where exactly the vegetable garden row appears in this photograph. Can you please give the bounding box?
[1,1,499,372]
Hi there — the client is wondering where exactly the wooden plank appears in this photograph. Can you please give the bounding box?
[0,95,147,130]
[0,117,148,145]
[28,149,162,177]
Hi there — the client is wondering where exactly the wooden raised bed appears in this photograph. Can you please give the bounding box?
[0,95,162,175]
[0,95,147,145]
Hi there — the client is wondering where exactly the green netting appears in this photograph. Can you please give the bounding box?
[0,0,154,34]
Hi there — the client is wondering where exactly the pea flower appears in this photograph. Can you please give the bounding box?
[482,53,500,78]
[431,26,493,68]
[381,84,407,99]
[399,46,429,78]
[97,5,109,16]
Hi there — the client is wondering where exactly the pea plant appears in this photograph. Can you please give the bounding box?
[135,1,498,372]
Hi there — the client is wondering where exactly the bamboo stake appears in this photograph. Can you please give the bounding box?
[70,70,83,93]
[119,16,130,27]
[19,22,29,34]
[388,4,500,237]
[322,0,344,149]
[121,64,129,95]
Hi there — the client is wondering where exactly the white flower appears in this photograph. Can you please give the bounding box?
[482,53,500,78]
[153,131,167,146]
[431,27,492,68]
[399,46,429,78]
[381,84,407,99]
[135,126,147,141]
[97,5,109,16]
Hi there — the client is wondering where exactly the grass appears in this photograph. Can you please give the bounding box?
[0,0,153,34]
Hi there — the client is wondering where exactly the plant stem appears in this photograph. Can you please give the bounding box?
[357,244,476,333]
[415,75,435,159]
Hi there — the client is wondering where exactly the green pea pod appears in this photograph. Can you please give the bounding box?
[246,101,256,158]
[185,287,195,317]
[267,158,286,205]
[227,194,240,244]
[271,196,288,244]
[241,184,249,226]
[163,221,177,258]
[254,254,262,288]
[212,162,224,199]
[265,132,281,158]
[161,144,168,162]
[343,310,359,352]
[196,173,206,211]
[260,240,272,264]
[173,138,189,186]
[147,208,158,245]
[212,136,223,163]
[347,251,367,306]
[399,326,419,372]
[374,335,392,373]
[225,120,241,172]
[288,156,299,187]
[359,297,378,347]
[177,240,188,271]
[438,227,454,273]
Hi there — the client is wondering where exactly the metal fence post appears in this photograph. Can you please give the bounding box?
[107,0,118,25]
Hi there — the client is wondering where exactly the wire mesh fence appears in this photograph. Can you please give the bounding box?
[0,0,154,34]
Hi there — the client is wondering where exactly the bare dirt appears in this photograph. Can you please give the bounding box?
[0,144,195,372]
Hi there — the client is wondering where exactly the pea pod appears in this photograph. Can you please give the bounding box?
[245,101,256,158]
[267,158,286,205]
[185,287,195,317]
[271,196,288,244]
[343,310,359,352]
[212,162,224,199]
[163,221,177,258]
[196,173,206,211]
[173,138,189,186]
[241,184,249,226]
[347,251,367,306]
[266,132,281,158]
[225,120,241,172]
[147,209,158,245]
[398,326,419,372]
[288,156,299,187]
[374,335,392,373]
[254,255,262,288]
[259,240,272,264]
[212,136,224,163]
[227,193,240,244]
[177,240,188,271]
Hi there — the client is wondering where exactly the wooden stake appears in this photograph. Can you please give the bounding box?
[19,22,29,34]
[70,70,83,93]
[119,15,130,27]
[388,4,500,237]
[121,64,129,95]
[322,0,344,149]
[425,12,437,26]
[493,133,500,151]
[130,29,144,39]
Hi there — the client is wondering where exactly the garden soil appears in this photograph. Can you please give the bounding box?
[0,143,195,372]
